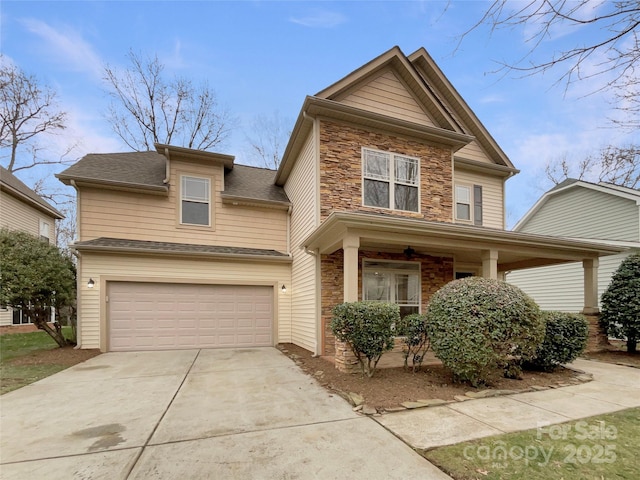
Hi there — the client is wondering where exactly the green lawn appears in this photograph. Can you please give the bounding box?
[424,408,640,480]
[0,328,73,395]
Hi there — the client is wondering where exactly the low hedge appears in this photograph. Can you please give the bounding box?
[527,311,588,372]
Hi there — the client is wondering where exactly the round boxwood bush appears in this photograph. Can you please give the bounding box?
[331,302,399,377]
[425,277,544,386]
[600,253,640,353]
[527,311,589,372]
[396,313,429,372]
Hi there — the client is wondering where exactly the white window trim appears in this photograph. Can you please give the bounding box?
[455,184,472,223]
[361,147,420,213]
[362,259,421,313]
[180,175,211,227]
[39,219,50,242]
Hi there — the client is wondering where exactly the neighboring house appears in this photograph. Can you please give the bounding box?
[57,47,622,365]
[507,179,639,311]
[0,166,64,326]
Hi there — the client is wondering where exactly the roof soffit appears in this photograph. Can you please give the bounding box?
[408,48,514,170]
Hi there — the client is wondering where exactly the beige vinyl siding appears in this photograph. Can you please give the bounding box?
[0,191,56,243]
[284,132,318,352]
[80,160,288,251]
[78,253,291,350]
[507,252,635,312]
[453,168,504,228]
[340,69,437,127]
[519,188,640,242]
[456,140,493,164]
[0,308,11,326]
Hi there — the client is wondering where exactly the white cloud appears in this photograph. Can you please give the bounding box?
[289,9,347,28]
[20,18,103,79]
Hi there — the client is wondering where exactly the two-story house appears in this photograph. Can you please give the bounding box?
[57,47,622,365]
[508,179,640,311]
[1,166,64,326]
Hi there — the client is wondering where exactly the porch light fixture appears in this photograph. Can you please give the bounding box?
[87,278,95,289]
[281,284,287,294]
[404,246,415,259]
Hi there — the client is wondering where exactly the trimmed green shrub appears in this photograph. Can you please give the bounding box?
[331,302,398,377]
[527,311,589,371]
[396,313,429,372]
[600,253,640,353]
[425,277,544,386]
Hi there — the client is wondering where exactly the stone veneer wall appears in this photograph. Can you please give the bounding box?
[318,120,453,222]
[583,313,610,352]
[321,249,454,361]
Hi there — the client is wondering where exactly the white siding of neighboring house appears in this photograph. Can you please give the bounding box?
[340,69,437,128]
[507,252,633,312]
[0,191,58,326]
[78,253,291,350]
[284,132,319,353]
[509,184,640,312]
[453,168,504,229]
[518,188,639,242]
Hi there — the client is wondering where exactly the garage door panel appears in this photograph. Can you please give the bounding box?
[108,283,274,351]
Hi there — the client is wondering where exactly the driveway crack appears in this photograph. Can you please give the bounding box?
[124,349,201,479]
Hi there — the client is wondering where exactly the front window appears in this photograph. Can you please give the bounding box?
[455,184,483,225]
[181,175,210,226]
[363,260,420,317]
[363,148,419,212]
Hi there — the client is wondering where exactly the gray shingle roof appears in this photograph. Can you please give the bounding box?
[57,150,290,204]
[223,165,290,204]
[57,151,167,189]
[73,237,290,259]
[0,166,64,219]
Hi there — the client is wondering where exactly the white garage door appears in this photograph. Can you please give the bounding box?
[108,282,273,351]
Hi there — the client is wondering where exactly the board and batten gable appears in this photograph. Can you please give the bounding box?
[77,253,291,350]
[78,159,288,251]
[517,186,640,242]
[453,167,505,229]
[283,130,319,352]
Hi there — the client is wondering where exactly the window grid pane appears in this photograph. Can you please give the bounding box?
[182,176,209,202]
[364,179,390,208]
[394,156,418,185]
[363,150,390,180]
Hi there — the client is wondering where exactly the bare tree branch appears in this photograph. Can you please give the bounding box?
[457,1,640,128]
[243,112,292,169]
[103,50,236,152]
[0,57,67,172]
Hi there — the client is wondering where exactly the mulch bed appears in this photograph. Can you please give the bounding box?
[8,345,101,366]
[278,343,583,410]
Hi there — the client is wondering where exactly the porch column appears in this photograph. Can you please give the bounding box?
[343,234,360,302]
[481,249,499,280]
[583,258,600,314]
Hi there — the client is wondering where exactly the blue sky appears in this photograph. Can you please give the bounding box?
[2,1,637,225]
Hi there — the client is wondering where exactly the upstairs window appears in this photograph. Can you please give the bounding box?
[39,220,50,243]
[455,184,483,226]
[363,148,419,212]
[181,175,210,226]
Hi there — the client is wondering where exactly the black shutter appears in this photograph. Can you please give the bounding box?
[473,185,483,226]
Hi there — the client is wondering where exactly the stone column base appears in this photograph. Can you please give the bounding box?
[583,313,610,353]
[334,341,360,374]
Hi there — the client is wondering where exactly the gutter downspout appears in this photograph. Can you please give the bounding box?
[71,249,82,349]
[286,205,292,256]
[163,147,171,184]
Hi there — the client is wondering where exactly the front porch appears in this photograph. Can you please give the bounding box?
[303,212,624,358]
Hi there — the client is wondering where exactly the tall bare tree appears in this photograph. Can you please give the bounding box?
[104,50,235,151]
[0,57,67,172]
[545,144,640,188]
[244,111,292,169]
[458,1,640,128]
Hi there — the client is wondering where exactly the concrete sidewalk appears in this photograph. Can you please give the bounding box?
[376,358,640,450]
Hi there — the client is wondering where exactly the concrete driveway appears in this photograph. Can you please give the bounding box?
[0,348,450,479]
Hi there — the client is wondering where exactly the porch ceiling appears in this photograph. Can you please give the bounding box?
[301,212,625,272]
